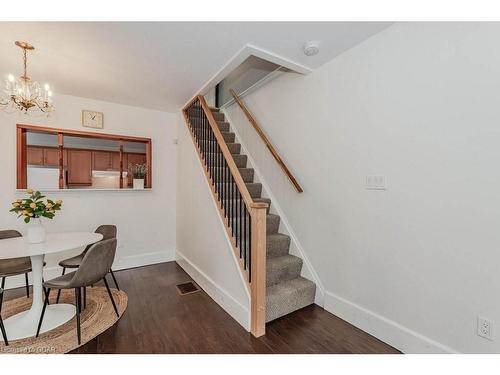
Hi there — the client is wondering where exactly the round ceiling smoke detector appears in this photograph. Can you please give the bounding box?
[304,41,320,56]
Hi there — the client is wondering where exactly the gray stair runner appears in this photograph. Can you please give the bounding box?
[200,108,316,323]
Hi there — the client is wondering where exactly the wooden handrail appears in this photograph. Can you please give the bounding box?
[182,95,267,337]
[229,89,303,193]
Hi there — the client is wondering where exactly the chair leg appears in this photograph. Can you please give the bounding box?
[0,315,8,346]
[103,276,119,317]
[0,277,5,313]
[109,269,120,291]
[25,273,30,298]
[36,288,51,337]
[83,287,87,309]
[43,279,49,306]
[75,288,81,345]
[56,267,66,303]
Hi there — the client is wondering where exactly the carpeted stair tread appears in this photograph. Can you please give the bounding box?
[267,214,280,234]
[231,154,247,167]
[266,255,303,286]
[267,233,291,257]
[217,122,230,132]
[246,183,262,198]
[266,277,316,322]
[220,131,235,143]
[226,143,241,154]
[238,168,254,182]
[211,112,225,121]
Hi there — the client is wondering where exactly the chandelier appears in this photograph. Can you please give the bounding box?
[1,41,54,115]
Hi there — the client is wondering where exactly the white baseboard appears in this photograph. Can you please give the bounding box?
[175,249,250,331]
[324,290,458,354]
[113,250,173,271]
[3,250,173,290]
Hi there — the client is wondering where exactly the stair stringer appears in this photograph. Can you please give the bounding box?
[222,109,325,307]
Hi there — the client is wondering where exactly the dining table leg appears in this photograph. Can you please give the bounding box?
[0,254,76,342]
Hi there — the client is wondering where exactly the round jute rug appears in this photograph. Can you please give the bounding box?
[0,287,127,354]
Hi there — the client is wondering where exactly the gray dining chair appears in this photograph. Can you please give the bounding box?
[56,225,120,304]
[36,238,119,345]
[0,288,8,346]
[0,230,46,311]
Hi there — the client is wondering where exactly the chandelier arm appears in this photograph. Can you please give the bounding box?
[33,100,49,113]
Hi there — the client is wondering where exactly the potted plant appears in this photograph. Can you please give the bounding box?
[9,189,63,243]
[131,164,147,189]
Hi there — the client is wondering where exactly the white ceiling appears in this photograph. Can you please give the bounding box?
[0,22,392,112]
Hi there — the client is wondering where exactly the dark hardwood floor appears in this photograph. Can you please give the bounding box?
[3,262,400,354]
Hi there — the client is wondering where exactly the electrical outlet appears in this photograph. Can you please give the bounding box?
[477,317,494,340]
[365,175,387,190]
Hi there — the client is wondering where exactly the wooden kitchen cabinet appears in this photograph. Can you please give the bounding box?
[92,151,112,171]
[67,150,92,185]
[44,148,60,166]
[27,147,44,165]
[27,146,66,167]
[92,151,126,171]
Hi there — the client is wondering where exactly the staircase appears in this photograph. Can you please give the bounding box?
[184,99,316,325]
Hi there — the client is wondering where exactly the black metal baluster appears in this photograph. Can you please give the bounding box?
[233,177,237,240]
[222,158,226,216]
[211,125,214,181]
[239,192,243,260]
[217,144,221,197]
[206,114,209,166]
[224,160,228,218]
[208,120,212,178]
[199,105,203,153]
[248,214,252,282]
[203,112,206,163]
[208,121,211,178]
[243,204,247,269]
[237,191,243,258]
[211,127,215,181]
[230,173,234,236]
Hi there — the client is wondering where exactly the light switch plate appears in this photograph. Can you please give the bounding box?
[366,175,387,190]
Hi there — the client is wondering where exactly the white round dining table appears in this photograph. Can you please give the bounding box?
[0,232,103,341]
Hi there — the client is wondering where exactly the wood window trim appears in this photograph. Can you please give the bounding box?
[17,124,152,189]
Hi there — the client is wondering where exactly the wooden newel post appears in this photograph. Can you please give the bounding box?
[250,202,267,337]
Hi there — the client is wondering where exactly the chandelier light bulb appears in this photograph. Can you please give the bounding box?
[48,91,53,97]
[7,74,15,82]
[44,83,50,91]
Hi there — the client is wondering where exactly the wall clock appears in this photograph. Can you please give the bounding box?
[82,110,104,129]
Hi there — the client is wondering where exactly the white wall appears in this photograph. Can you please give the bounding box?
[0,93,177,287]
[224,22,500,353]
[175,113,250,330]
